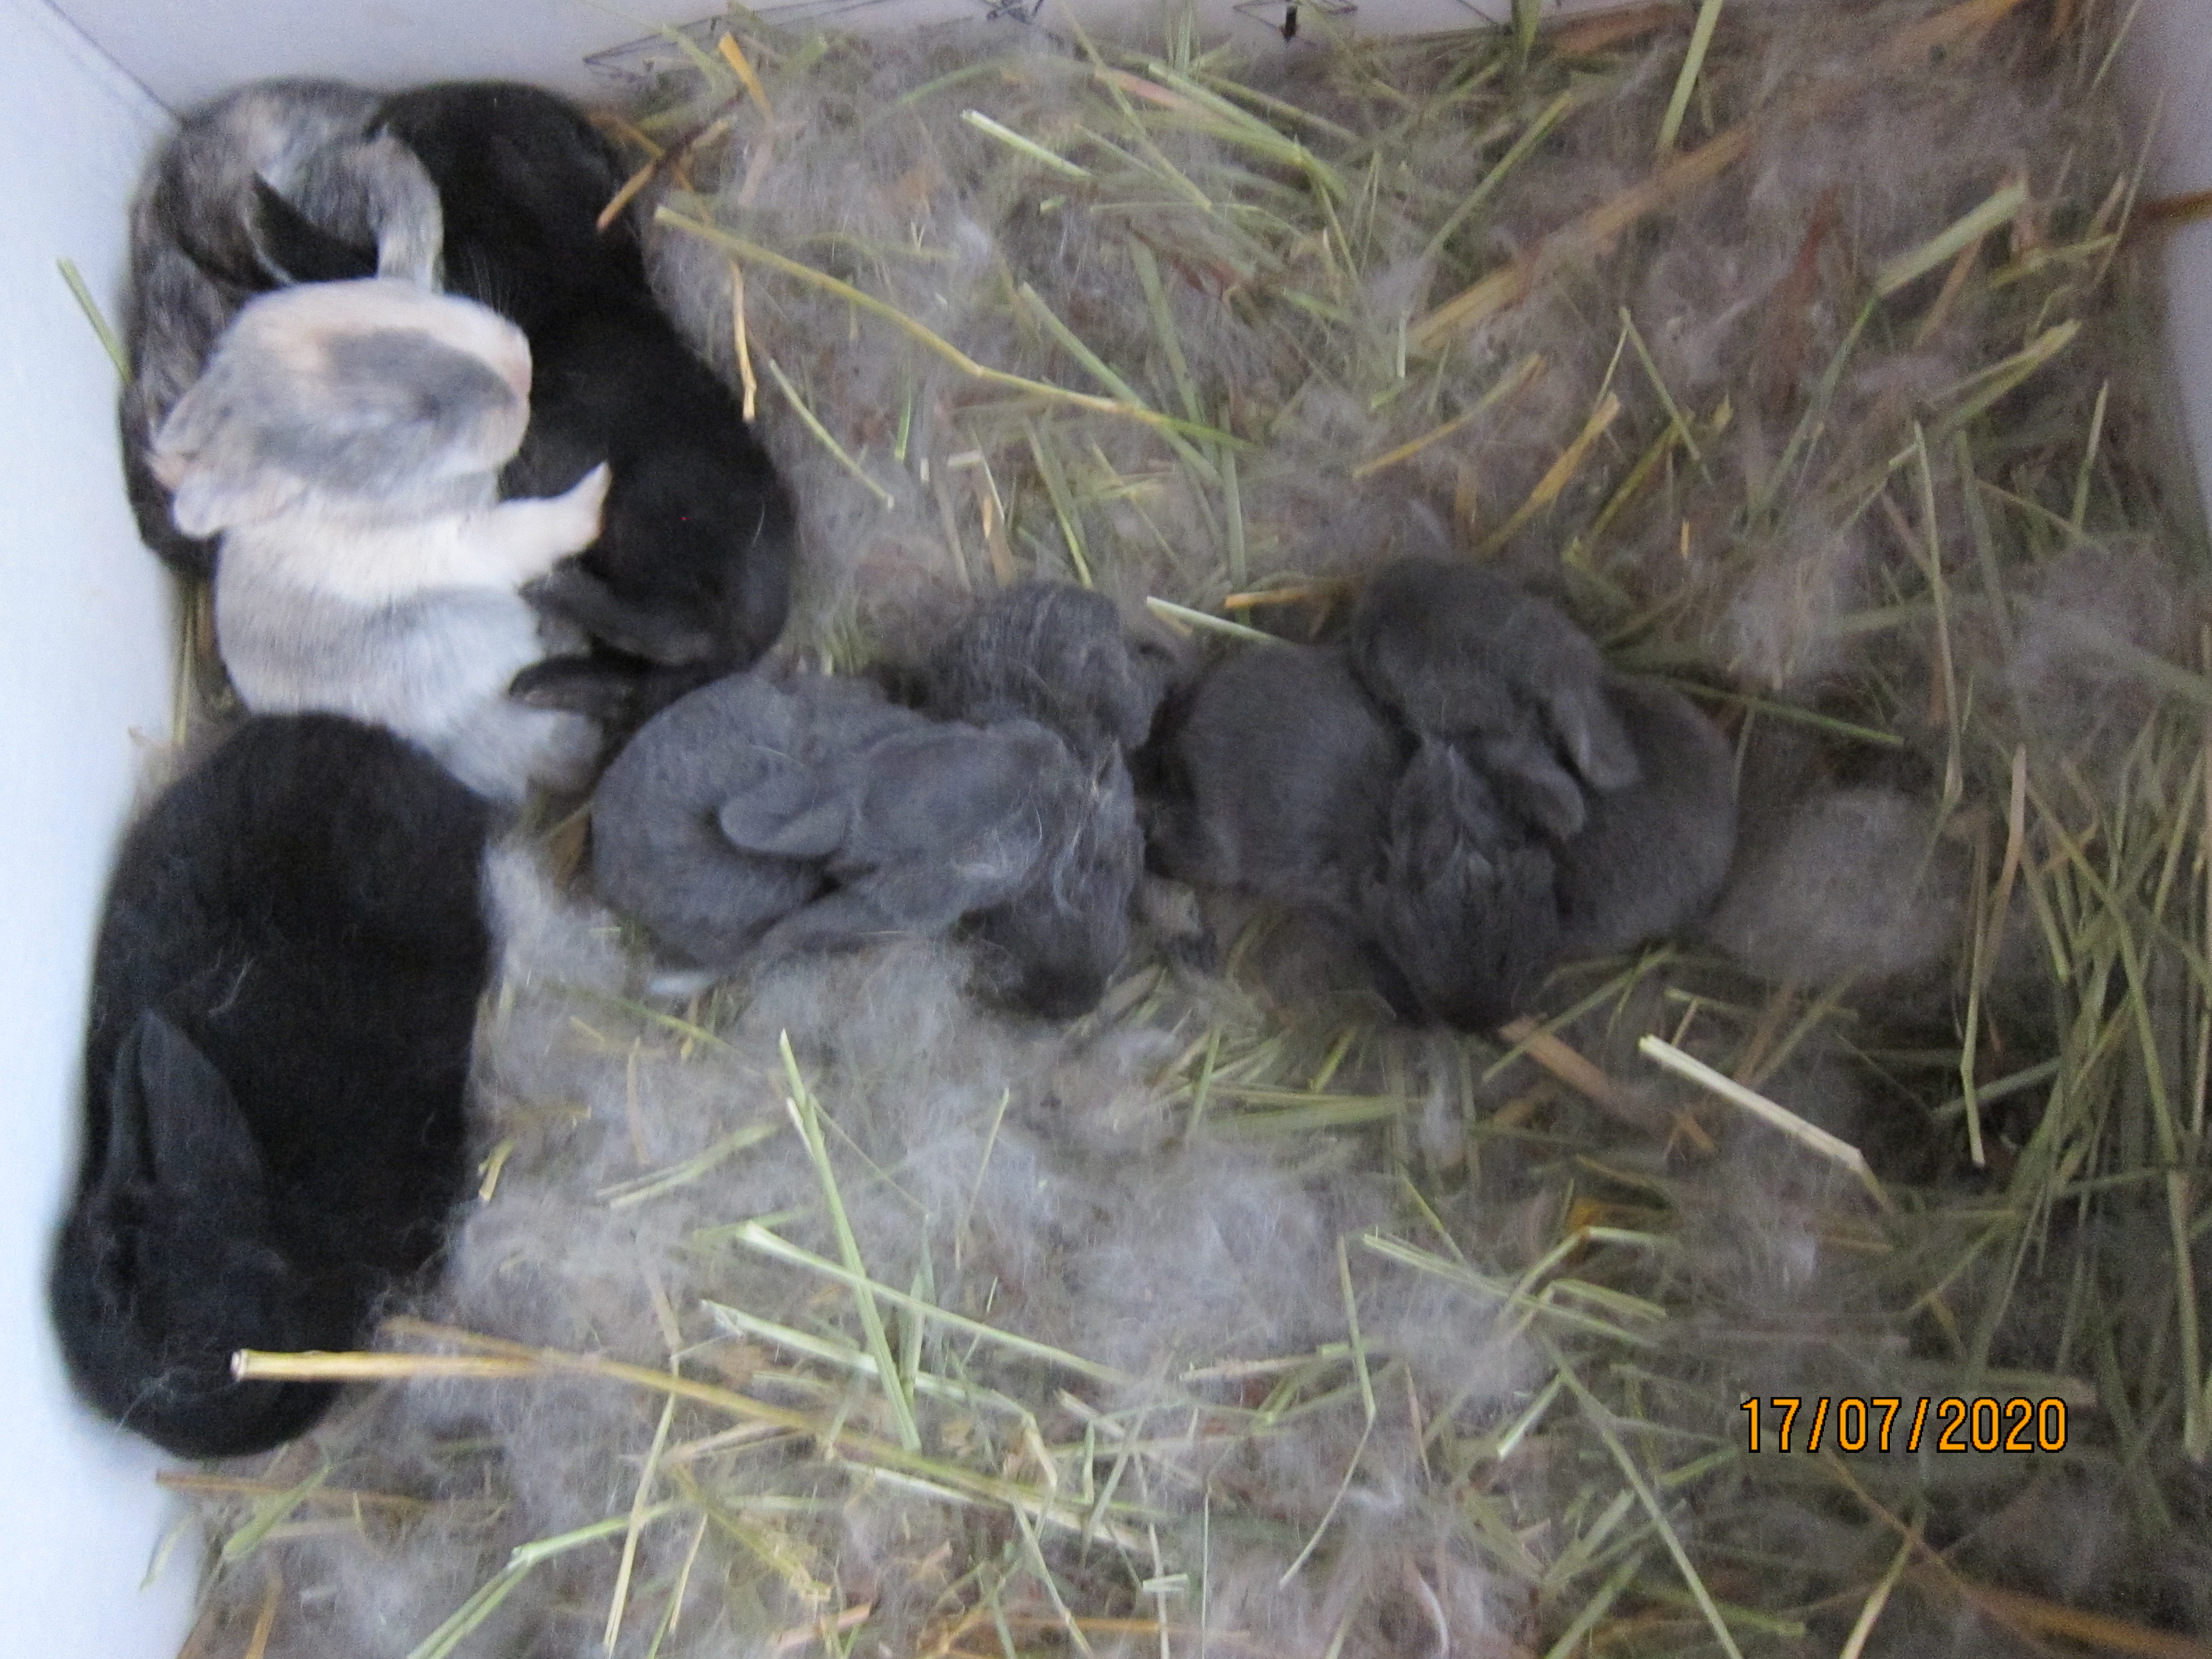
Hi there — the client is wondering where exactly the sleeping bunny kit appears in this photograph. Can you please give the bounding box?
[58,53,1737,1587]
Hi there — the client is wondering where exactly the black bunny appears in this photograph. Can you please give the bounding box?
[50,716,490,1457]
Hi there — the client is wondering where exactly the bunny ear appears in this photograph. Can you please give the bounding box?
[135,1008,267,1212]
[163,460,304,538]
[1473,726,1592,842]
[716,750,846,859]
[250,176,378,284]
[1544,683,1642,794]
[98,1014,159,1191]
[126,1011,269,1221]
[153,369,306,535]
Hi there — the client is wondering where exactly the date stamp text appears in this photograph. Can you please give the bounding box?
[1742,1396,2068,1453]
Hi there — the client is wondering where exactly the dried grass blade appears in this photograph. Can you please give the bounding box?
[1929,321,2081,438]
[2071,378,2111,531]
[410,1513,668,1659]
[1620,307,1704,468]
[716,33,774,118]
[57,258,126,377]
[602,1122,779,1210]
[1937,1577,2212,1659]
[1131,241,1203,426]
[603,1388,677,1652]
[1875,178,2029,295]
[1353,352,1546,478]
[1839,1530,1917,1659]
[1478,392,1623,552]
[1512,0,1541,59]
[729,259,758,421]
[1657,0,1726,155]
[1014,283,1220,481]
[960,109,1090,179]
[1542,1550,1648,1659]
[1024,422,1092,585]
[1144,597,1276,643]
[220,1464,332,1563]
[1421,90,1581,266]
[778,1032,920,1452]
[1545,1338,1746,1659]
[731,1221,1134,1387]
[1637,1036,1894,1210]
[762,355,894,511]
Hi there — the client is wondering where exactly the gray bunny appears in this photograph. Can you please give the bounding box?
[1345,554,1641,839]
[1149,569,1737,1028]
[1150,640,1558,1024]
[914,583,1173,1017]
[592,672,1080,986]
[1150,641,1402,929]
[119,78,443,577]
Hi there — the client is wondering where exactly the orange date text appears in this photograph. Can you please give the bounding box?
[1741,1396,2067,1453]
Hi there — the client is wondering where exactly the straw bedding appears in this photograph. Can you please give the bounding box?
[164,2,2212,1655]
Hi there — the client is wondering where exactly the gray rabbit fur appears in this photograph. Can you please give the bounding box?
[1346,554,1642,839]
[152,278,608,801]
[1150,558,1737,1028]
[1553,674,1737,957]
[1150,642,1402,931]
[911,583,1174,1017]
[119,78,443,578]
[593,672,1084,996]
[591,673,907,968]
[1363,737,1567,1029]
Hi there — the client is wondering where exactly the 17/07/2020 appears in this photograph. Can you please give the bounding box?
[1742,1396,2068,1453]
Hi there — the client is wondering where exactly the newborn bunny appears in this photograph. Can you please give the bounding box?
[731,718,1079,975]
[1147,639,1541,1021]
[261,81,797,720]
[1346,555,1640,839]
[914,584,1172,1017]
[1150,622,1737,1029]
[119,78,443,578]
[591,673,900,968]
[592,670,1093,1007]
[919,582,1171,760]
[50,715,490,1458]
[151,278,608,800]
[369,81,635,331]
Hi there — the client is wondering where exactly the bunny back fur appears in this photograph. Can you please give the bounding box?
[369,82,797,706]
[51,715,489,1457]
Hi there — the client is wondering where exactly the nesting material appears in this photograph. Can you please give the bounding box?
[166,4,2212,1657]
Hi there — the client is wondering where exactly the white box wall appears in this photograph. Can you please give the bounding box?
[3,1,2204,1653]
[0,4,192,1655]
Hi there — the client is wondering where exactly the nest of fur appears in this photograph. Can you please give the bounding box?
[168,2,2212,1656]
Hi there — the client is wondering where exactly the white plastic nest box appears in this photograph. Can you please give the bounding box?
[1,1,2205,1654]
